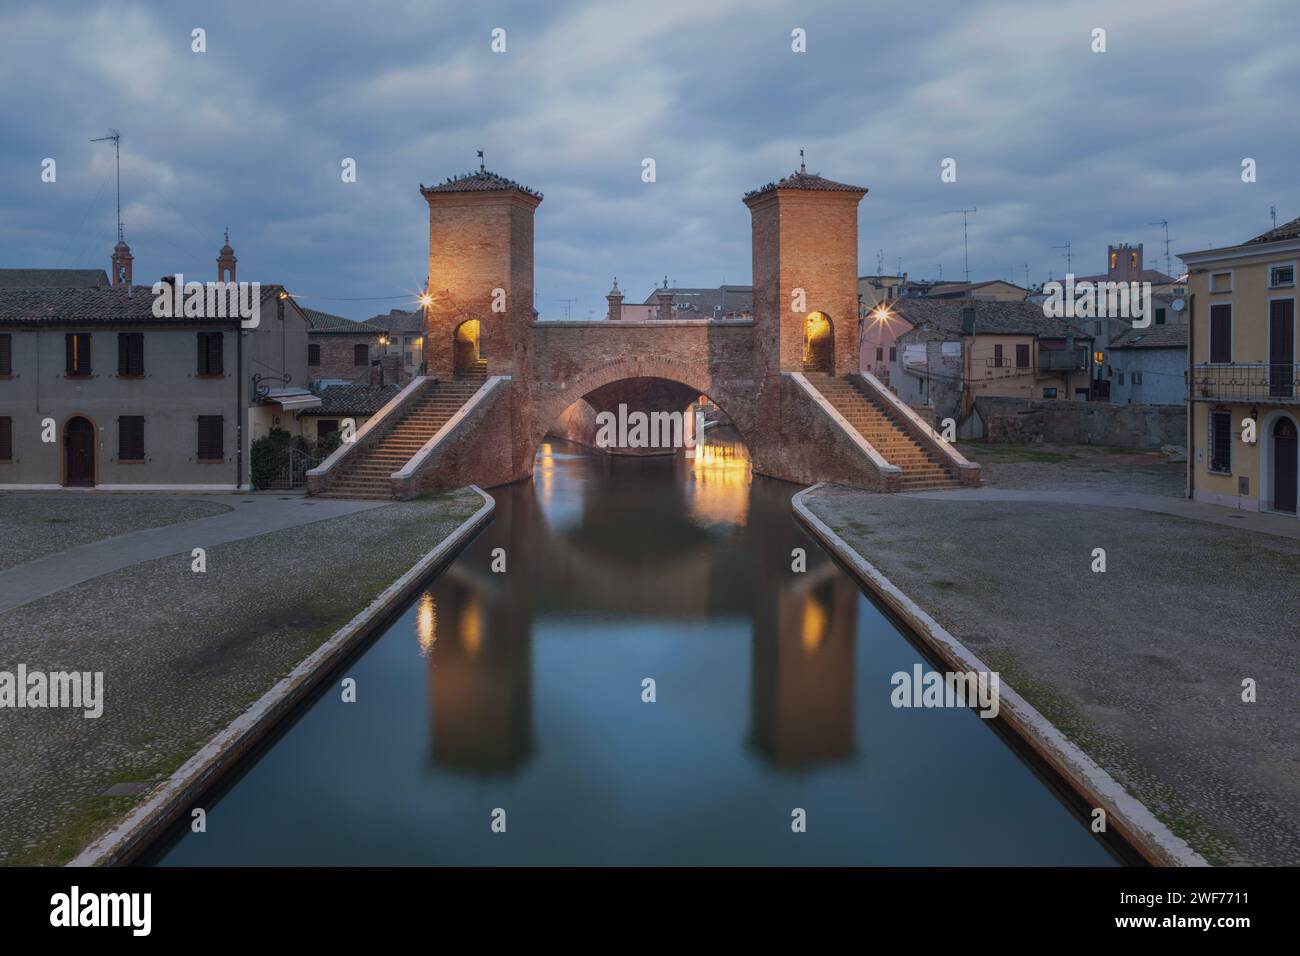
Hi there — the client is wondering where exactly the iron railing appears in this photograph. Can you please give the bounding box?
[1037,348,1090,371]
[1191,363,1299,403]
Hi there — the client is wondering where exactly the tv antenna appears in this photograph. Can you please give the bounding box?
[90,129,123,242]
[1270,205,1277,229]
[945,207,977,282]
[876,249,884,274]
[1053,241,1072,274]
[1149,219,1173,278]
[558,297,577,321]
[1023,263,1031,289]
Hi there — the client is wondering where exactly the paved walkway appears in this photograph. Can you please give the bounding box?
[906,487,1300,540]
[0,495,386,613]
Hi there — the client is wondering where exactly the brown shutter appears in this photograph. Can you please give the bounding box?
[0,417,11,460]
[197,415,224,460]
[0,334,12,375]
[66,333,75,374]
[209,332,224,375]
[118,416,144,460]
[1016,343,1030,368]
[1210,305,1232,363]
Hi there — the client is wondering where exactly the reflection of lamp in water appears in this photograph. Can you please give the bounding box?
[459,593,482,656]
[689,437,751,526]
[538,442,555,503]
[800,591,829,652]
[417,592,437,656]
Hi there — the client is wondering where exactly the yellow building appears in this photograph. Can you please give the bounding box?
[1182,217,1299,516]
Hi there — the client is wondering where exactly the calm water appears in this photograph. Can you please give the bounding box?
[155,436,1117,865]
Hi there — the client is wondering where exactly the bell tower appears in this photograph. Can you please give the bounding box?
[217,229,237,282]
[420,162,542,381]
[744,163,867,377]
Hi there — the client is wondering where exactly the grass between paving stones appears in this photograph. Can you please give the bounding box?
[0,488,485,866]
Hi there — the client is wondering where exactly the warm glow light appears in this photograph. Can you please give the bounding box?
[800,593,828,652]
[460,594,482,657]
[871,306,892,323]
[419,293,433,308]
[416,592,437,656]
[689,437,751,526]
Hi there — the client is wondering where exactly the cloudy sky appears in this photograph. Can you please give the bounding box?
[1,0,1296,322]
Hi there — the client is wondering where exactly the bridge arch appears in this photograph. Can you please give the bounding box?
[528,355,753,464]
[453,317,483,375]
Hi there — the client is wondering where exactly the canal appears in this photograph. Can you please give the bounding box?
[151,435,1119,865]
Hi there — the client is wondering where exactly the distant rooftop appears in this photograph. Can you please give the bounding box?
[0,268,110,288]
[891,298,1091,339]
[303,307,382,335]
[298,383,403,417]
[1109,324,1188,349]
[0,283,289,324]
[1245,214,1300,245]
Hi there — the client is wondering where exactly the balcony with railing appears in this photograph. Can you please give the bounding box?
[1191,363,1299,403]
[1036,348,1090,371]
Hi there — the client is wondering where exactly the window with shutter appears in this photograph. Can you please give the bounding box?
[353,343,369,366]
[0,417,11,461]
[197,415,224,460]
[1210,305,1232,363]
[197,332,224,375]
[118,333,144,376]
[65,333,91,376]
[0,334,11,376]
[993,344,1003,367]
[118,416,145,461]
[1016,344,1030,368]
[308,343,321,366]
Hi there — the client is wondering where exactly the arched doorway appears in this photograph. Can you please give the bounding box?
[803,312,833,373]
[453,319,483,377]
[63,416,96,487]
[1272,416,1297,514]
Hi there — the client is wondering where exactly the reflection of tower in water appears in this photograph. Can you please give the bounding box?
[749,571,858,767]
[425,580,534,774]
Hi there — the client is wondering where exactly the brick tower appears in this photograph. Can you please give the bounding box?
[743,165,867,377]
[420,166,542,381]
[217,229,237,282]
[110,237,133,286]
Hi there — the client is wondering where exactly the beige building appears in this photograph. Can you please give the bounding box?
[1181,216,1299,516]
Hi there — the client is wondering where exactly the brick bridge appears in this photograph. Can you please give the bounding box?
[308,167,979,499]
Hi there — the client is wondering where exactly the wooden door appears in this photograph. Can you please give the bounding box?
[64,417,95,486]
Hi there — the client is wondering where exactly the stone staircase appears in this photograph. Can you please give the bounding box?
[802,371,961,491]
[316,367,487,499]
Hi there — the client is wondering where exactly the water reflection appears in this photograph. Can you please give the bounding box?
[154,434,1117,865]
[423,432,854,774]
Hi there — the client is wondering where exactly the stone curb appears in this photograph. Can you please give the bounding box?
[67,485,496,867]
[792,482,1207,868]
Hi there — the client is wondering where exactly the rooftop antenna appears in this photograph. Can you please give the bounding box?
[945,207,977,283]
[559,297,576,321]
[90,129,123,243]
[476,149,485,173]
[1270,205,1277,229]
[1053,241,1072,274]
[1149,219,1173,278]
[876,249,885,274]
[1023,263,1030,289]
[937,264,943,282]
[896,258,902,278]
[799,148,806,174]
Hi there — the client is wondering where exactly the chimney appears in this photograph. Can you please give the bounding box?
[655,276,673,321]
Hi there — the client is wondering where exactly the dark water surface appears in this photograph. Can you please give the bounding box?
[155,437,1117,865]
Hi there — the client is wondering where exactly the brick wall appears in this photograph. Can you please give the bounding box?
[309,334,376,382]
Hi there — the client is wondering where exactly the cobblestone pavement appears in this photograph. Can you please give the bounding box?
[804,482,1300,866]
[0,494,386,613]
[955,442,1185,496]
[0,494,232,572]
[0,489,485,865]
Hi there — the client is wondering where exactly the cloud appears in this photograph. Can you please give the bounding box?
[0,0,1296,320]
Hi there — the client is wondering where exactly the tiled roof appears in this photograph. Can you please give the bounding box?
[0,283,288,324]
[890,298,1091,339]
[640,284,753,314]
[0,268,110,288]
[420,169,542,199]
[925,280,1028,298]
[364,308,424,333]
[1068,269,1178,286]
[1109,324,1188,349]
[303,307,382,334]
[1245,214,1300,245]
[744,169,868,200]
[298,384,402,417]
